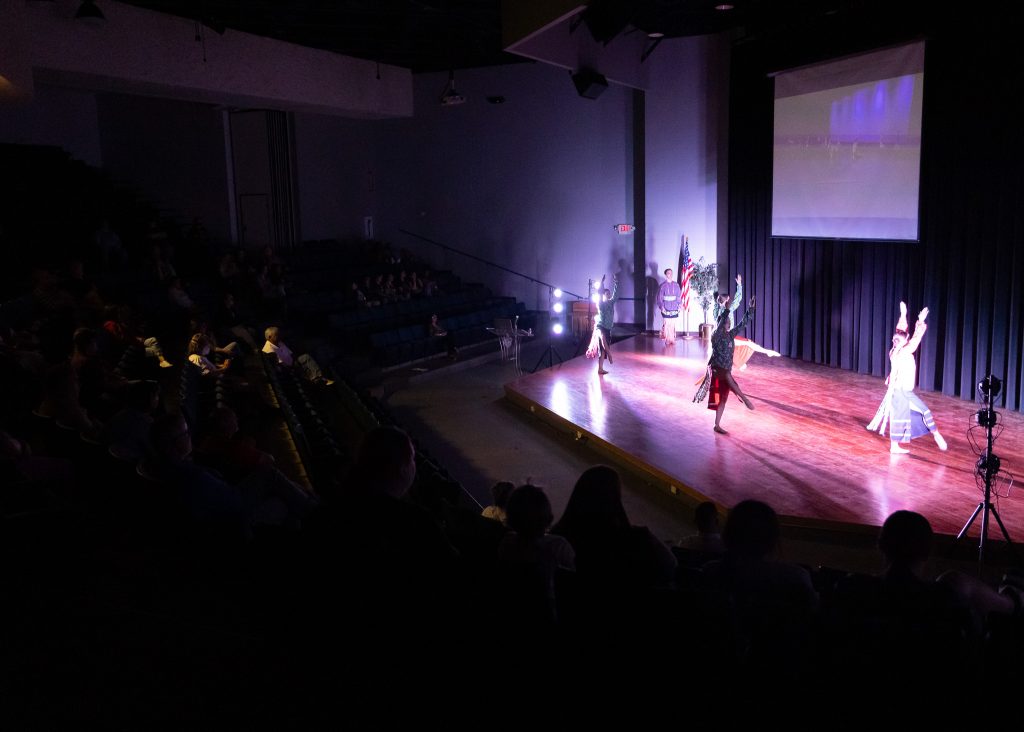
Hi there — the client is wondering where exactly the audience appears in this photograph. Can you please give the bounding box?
[3,157,1021,715]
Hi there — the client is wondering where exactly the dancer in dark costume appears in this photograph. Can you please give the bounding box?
[694,296,756,434]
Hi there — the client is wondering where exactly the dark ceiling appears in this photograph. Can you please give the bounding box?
[115,0,933,74]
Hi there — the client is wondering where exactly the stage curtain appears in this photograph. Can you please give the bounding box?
[726,15,1024,411]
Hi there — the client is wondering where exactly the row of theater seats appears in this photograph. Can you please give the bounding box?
[261,353,345,491]
[324,287,492,331]
[369,300,527,367]
[178,360,226,440]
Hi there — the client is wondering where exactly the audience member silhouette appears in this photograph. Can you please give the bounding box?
[678,501,726,555]
[702,499,819,675]
[308,426,458,620]
[101,378,160,462]
[496,483,575,625]
[822,510,975,689]
[141,414,315,537]
[551,465,677,590]
[193,405,275,483]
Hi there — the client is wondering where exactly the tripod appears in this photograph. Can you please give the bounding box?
[531,338,563,372]
[956,376,1015,564]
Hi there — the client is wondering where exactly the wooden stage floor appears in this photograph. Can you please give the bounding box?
[505,334,1024,542]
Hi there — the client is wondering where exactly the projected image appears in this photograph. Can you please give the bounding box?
[771,42,925,241]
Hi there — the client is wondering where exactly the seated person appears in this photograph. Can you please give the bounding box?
[429,314,457,358]
[678,500,726,555]
[101,379,161,462]
[190,317,239,369]
[193,405,275,483]
[71,326,128,420]
[262,326,333,385]
[102,304,173,369]
[187,334,228,378]
[141,414,316,534]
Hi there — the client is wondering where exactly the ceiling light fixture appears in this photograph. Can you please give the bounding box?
[440,71,465,106]
[714,3,735,10]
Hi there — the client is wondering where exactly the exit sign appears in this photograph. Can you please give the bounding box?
[614,224,635,234]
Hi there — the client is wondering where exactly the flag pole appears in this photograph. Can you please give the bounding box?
[681,234,696,340]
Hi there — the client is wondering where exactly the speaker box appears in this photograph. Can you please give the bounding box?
[571,69,608,100]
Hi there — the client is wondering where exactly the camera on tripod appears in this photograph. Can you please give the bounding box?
[976,375,1002,426]
[959,373,1015,563]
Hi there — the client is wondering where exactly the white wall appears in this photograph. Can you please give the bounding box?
[644,34,730,328]
[371,62,636,315]
[292,49,729,319]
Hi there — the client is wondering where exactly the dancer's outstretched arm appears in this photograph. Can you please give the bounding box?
[905,306,928,355]
[729,275,743,315]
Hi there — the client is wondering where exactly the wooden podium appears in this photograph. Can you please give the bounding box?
[571,301,597,338]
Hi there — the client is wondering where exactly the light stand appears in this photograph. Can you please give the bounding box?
[956,375,1016,565]
[532,286,564,372]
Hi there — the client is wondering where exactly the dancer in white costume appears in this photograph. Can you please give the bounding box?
[866,301,948,454]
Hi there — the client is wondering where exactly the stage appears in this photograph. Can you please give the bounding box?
[505,334,1024,543]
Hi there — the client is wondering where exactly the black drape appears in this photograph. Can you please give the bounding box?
[726,11,1024,410]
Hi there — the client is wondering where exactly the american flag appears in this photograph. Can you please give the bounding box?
[678,236,694,311]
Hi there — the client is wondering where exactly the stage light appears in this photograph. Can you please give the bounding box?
[553,288,563,299]
[591,293,600,304]
[553,302,564,314]
[552,323,564,335]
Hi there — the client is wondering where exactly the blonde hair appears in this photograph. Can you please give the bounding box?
[264,326,279,342]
